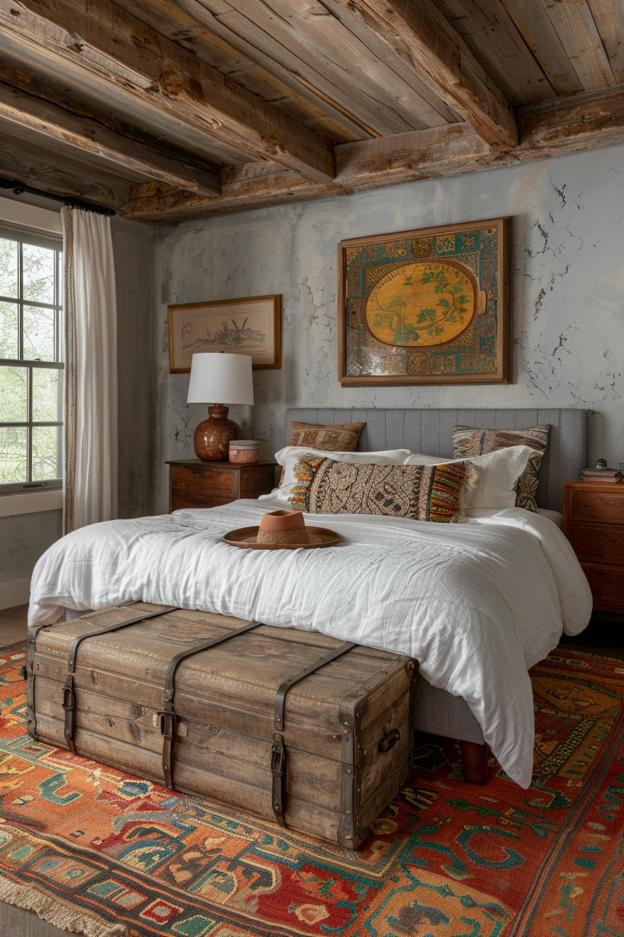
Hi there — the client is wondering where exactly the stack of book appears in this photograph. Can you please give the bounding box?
[581,467,622,483]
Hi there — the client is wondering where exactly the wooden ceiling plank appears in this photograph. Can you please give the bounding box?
[228,0,453,129]
[194,0,438,134]
[206,7,414,135]
[0,81,221,196]
[331,0,518,149]
[497,0,584,96]
[0,29,256,167]
[0,0,335,182]
[588,0,624,83]
[434,0,555,104]
[317,0,459,124]
[113,0,366,143]
[537,0,616,90]
[123,84,624,220]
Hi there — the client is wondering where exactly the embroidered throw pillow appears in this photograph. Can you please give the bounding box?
[288,420,364,451]
[452,425,550,512]
[259,446,411,506]
[289,458,477,522]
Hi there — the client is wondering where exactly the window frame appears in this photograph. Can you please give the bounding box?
[0,222,63,495]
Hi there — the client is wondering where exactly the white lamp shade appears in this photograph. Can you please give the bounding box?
[187,353,254,405]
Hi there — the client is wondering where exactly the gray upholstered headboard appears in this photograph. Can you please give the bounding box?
[285,408,588,511]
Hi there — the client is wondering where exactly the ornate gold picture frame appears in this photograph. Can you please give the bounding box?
[338,218,510,386]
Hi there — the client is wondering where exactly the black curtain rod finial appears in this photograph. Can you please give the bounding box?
[0,175,115,216]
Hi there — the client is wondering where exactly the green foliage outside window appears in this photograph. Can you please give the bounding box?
[0,232,63,489]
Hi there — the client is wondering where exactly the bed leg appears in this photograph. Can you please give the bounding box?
[460,741,489,784]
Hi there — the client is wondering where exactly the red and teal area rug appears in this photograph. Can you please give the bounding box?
[0,641,622,937]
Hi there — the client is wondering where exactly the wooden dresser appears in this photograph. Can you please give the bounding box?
[563,481,624,613]
[167,460,277,511]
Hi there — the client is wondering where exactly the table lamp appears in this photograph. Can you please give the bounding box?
[187,352,254,461]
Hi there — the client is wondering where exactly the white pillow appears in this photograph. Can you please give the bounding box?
[259,446,411,506]
[403,445,533,513]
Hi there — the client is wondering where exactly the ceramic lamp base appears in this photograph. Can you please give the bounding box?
[194,404,240,461]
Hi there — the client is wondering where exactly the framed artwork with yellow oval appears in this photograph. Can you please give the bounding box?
[338,218,510,385]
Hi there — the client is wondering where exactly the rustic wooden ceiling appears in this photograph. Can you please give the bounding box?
[0,0,622,221]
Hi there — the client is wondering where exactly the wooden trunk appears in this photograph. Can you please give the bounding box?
[27,603,413,848]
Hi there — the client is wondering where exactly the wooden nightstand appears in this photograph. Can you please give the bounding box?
[167,460,277,511]
[563,481,624,613]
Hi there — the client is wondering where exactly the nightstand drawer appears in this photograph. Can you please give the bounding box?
[171,465,237,501]
[582,563,624,613]
[567,487,624,525]
[167,460,278,512]
[568,523,624,564]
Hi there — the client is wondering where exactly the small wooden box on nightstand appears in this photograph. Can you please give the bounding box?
[563,481,624,614]
[167,460,277,511]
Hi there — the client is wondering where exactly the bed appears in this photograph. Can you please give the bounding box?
[283,407,590,773]
[28,407,592,789]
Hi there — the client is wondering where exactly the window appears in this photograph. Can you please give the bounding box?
[0,226,63,493]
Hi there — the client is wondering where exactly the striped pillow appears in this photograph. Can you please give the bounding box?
[289,457,477,522]
[453,425,550,512]
[289,420,364,451]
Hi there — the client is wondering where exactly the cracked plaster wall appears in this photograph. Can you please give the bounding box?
[152,145,624,513]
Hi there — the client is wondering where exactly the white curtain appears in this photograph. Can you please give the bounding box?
[62,207,117,533]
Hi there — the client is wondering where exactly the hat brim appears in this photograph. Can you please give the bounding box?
[223,526,341,550]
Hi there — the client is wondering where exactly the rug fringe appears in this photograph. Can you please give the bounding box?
[0,874,127,937]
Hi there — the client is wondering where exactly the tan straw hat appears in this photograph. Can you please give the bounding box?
[223,510,340,550]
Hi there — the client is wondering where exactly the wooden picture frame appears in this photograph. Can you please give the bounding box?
[168,294,282,373]
[337,218,511,386]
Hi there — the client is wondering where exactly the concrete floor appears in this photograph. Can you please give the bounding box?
[0,604,622,937]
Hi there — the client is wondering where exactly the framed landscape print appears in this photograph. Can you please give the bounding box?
[168,294,281,372]
[338,218,510,385]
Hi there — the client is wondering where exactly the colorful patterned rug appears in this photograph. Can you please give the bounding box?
[0,642,623,937]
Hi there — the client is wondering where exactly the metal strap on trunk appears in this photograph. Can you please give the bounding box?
[63,606,178,752]
[26,623,50,737]
[158,620,261,789]
[271,641,356,827]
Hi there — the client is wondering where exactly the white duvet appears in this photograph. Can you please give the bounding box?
[28,500,592,788]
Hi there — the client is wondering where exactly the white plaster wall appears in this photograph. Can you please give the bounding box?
[152,145,624,513]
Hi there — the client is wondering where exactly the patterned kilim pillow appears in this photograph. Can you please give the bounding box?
[289,457,478,522]
[514,451,545,511]
[288,420,364,451]
[453,425,550,512]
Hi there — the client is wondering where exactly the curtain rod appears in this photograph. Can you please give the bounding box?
[0,176,116,216]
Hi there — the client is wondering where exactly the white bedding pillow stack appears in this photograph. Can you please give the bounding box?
[259,446,411,507]
[404,445,534,514]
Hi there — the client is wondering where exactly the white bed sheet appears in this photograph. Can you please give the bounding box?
[536,507,564,528]
[28,500,591,788]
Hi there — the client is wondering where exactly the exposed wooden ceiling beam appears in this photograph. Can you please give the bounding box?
[0,0,335,182]
[124,123,491,220]
[335,123,491,184]
[123,85,624,221]
[332,0,518,150]
[0,134,129,210]
[0,81,220,197]
[516,83,624,155]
